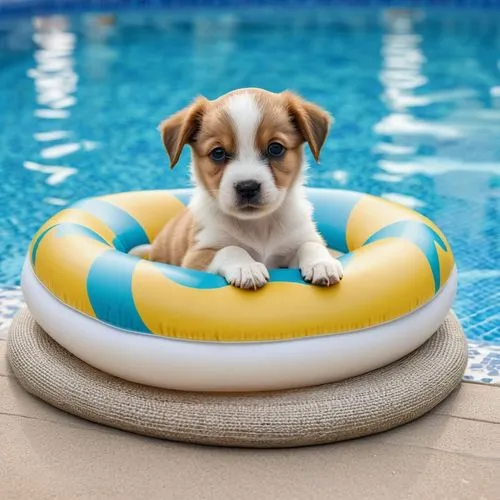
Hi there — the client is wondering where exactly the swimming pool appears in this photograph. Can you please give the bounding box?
[0,6,499,359]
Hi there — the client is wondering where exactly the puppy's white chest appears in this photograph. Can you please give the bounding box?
[236,227,295,268]
[248,240,287,268]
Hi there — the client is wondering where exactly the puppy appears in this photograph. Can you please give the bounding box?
[150,88,343,289]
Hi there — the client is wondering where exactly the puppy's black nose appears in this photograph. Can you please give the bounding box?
[235,180,261,202]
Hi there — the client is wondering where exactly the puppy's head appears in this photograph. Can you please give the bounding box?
[159,88,331,220]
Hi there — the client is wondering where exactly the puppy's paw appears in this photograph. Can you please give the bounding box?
[301,258,343,287]
[224,262,270,290]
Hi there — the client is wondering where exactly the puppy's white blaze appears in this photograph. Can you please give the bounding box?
[219,92,281,214]
[226,92,262,158]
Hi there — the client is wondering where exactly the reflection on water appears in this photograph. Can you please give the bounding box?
[24,16,100,190]
[377,10,500,178]
[23,160,76,186]
[0,7,498,341]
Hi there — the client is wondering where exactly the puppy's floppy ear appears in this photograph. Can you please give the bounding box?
[282,91,332,163]
[158,96,209,169]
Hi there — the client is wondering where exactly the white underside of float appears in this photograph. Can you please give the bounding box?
[22,260,458,392]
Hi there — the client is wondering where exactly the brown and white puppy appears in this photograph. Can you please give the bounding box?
[150,88,343,289]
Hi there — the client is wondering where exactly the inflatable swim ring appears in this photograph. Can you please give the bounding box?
[22,188,457,392]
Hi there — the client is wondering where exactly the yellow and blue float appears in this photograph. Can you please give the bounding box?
[22,188,457,392]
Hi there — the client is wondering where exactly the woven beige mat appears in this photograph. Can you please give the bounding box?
[7,308,467,448]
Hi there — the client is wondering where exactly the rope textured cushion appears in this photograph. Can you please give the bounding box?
[7,308,468,448]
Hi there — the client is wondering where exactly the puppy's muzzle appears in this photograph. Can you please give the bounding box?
[235,180,261,206]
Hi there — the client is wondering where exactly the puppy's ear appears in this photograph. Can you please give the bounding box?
[282,91,332,162]
[158,96,209,169]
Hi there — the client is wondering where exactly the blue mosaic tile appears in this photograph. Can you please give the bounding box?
[0,286,25,331]
[466,341,500,384]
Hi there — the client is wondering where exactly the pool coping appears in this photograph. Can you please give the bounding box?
[1,285,499,385]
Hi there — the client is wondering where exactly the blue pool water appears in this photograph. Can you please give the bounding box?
[0,7,499,343]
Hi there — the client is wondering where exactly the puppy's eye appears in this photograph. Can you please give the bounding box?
[267,142,286,158]
[210,147,226,162]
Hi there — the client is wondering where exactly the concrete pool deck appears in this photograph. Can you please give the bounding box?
[1,332,499,500]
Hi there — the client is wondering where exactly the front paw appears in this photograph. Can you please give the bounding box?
[301,258,343,287]
[224,262,270,290]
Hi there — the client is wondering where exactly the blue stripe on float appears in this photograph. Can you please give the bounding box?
[307,188,364,253]
[269,268,304,283]
[154,265,324,287]
[31,225,56,265]
[363,220,447,293]
[72,198,149,252]
[87,250,151,333]
[55,223,110,245]
[150,261,227,288]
